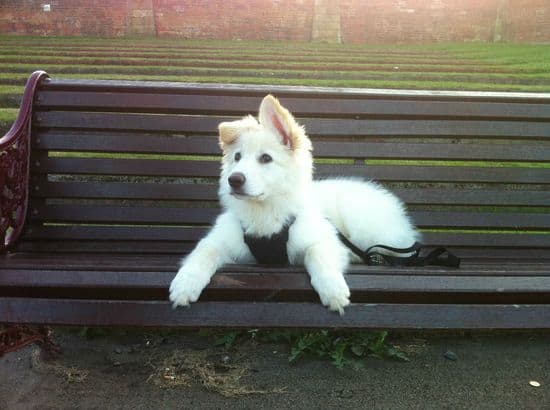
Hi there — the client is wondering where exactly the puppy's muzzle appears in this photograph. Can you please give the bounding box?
[228,172,246,191]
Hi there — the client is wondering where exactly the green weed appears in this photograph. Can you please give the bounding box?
[271,330,410,368]
[216,329,409,369]
[214,330,239,349]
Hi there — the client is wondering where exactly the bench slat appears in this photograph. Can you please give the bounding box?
[35,131,550,162]
[394,187,550,207]
[412,211,550,230]
[32,181,550,207]
[1,253,548,272]
[12,241,550,258]
[35,91,550,120]
[30,204,218,225]
[20,225,550,248]
[35,156,221,177]
[33,156,550,183]
[317,164,550,184]
[2,298,550,329]
[38,78,550,101]
[3,269,550,293]
[26,207,550,229]
[35,111,550,138]
[33,181,220,201]
[23,225,208,241]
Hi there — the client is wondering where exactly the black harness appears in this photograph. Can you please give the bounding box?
[243,218,460,268]
[243,217,295,265]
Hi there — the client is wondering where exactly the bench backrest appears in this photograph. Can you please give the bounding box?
[18,78,550,261]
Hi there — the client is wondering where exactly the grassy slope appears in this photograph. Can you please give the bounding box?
[1,36,550,127]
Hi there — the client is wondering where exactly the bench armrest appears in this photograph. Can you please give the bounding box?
[0,71,49,252]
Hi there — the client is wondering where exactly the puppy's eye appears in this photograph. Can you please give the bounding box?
[259,153,273,164]
[234,152,241,161]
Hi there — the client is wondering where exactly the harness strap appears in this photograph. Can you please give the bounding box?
[338,233,460,268]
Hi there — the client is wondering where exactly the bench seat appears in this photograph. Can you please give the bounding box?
[2,253,550,328]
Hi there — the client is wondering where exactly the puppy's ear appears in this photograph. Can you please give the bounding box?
[218,121,240,149]
[259,95,303,150]
[218,116,258,150]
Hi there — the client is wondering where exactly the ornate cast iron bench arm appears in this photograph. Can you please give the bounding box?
[0,71,49,252]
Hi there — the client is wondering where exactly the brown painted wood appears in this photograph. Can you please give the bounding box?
[421,232,550,248]
[35,90,550,120]
[1,253,548,273]
[10,241,550,260]
[3,269,550,295]
[22,225,208,241]
[392,188,550,207]
[28,204,218,224]
[316,164,550,184]
[12,234,550,256]
[35,111,550,138]
[32,181,219,201]
[2,297,550,329]
[4,74,550,329]
[12,240,196,254]
[36,131,221,156]
[411,211,550,230]
[34,130,550,162]
[16,223,550,250]
[39,78,550,102]
[32,181,550,207]
[23,210,550,230]
[33,155,221,178]
[32,155,550,184]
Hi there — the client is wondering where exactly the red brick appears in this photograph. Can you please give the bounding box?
[0,0,548,43]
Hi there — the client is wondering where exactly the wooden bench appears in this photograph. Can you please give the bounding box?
[1,70,549,330]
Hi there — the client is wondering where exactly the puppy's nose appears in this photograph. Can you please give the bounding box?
[228,172,246,189]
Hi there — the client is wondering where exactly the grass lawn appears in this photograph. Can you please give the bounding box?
[1,35,550,129]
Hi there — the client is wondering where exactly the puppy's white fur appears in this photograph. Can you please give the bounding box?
[169,95,419,314]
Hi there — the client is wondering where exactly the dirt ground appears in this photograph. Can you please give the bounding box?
[1,328,549,409]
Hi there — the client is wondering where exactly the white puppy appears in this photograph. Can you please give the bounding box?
[169,95,419,314]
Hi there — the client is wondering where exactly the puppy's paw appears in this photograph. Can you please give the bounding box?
[169,267,209,308]
[311,275,351,315]
[323,293,351,316]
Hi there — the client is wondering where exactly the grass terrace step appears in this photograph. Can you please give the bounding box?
[2,64,550,86]
[0,50,491,68]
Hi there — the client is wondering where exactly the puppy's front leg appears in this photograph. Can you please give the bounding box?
[304,241,351,315]
[169,212,247,308]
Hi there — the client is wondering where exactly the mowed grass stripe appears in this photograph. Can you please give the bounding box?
[2,65,550,87]
[4,46,545,73]
[0,56,509,75]
[3,36,549,62]
[0,43,456,58]
[0,36,459,56]
[0,48,491,67]
[10,37,535,65]
[0,107,18,123]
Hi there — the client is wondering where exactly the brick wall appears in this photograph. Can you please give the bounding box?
[504,0,550,42]
[340,0,503,43]
[153,0,314,40]
[0,0,128,37]
[1,0,549,43]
